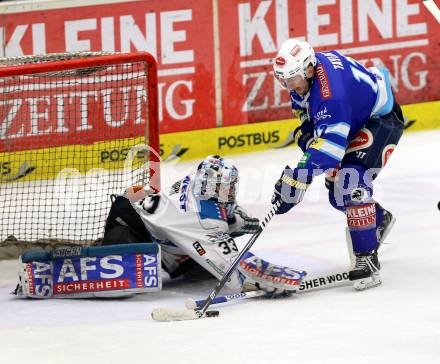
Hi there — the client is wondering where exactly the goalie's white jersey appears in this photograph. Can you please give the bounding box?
[131,176,244,291]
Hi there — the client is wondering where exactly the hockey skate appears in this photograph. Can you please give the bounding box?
[376,203,396,248]
[349,251,381,291]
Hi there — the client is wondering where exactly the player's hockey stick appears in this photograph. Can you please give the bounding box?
[185,290,267,309]
[151,200,282,322]
[185,271,350,309]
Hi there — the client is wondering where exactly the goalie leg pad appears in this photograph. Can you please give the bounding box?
[238,252,306,292]
[17,243,162,298]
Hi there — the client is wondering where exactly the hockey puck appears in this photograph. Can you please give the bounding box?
[205,310,220,318]
[438,201,440,211]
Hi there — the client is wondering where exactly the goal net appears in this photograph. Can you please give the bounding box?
[0,52,160,258]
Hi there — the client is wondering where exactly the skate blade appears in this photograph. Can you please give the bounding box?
[353,276,382,291]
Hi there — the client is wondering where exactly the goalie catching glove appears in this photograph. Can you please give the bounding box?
[228,205,260,237]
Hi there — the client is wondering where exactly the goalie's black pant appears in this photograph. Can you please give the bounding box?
[102,196,198,278]
[102,195,153,245]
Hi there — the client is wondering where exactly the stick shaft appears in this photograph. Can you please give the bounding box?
[195,201,281,317]
[189,290,266,309]
[191,271,350,309]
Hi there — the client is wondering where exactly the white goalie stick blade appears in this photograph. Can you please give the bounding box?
[151,308,220,322]
[151,308,199,322]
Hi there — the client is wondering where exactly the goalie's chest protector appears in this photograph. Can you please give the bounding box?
[135,177,229,247]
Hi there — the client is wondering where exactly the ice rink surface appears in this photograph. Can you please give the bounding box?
[1,130,439,364]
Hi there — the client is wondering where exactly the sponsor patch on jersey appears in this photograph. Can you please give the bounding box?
[346,129,374,154]
[169,180,181,195]
[192,241,206,256]
[382,144,396,166]
[275,56,286,66]
[199,200,228,221]
[298,152,311,168]
[346,203,376,230]
[179,176,191,211]
[316,64,332,99]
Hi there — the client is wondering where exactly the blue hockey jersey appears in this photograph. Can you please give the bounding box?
[290,51,394,174]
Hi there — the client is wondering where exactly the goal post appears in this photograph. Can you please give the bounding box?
[0,52,160,258]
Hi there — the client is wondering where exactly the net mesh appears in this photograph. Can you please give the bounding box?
[0,52,158,257]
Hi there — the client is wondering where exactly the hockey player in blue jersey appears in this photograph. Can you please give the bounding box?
[271,39,404,290]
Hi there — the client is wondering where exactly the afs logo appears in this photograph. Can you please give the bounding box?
[193,241,206,256]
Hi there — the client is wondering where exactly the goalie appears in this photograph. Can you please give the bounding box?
[103,155,306,296]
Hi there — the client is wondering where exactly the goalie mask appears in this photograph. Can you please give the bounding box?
[193,155,239,204]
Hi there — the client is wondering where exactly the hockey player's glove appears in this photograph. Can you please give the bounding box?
[293,115,314,152]
[228,205,260,237]
[271,165,312,214]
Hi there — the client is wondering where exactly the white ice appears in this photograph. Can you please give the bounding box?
[1,130,439,364]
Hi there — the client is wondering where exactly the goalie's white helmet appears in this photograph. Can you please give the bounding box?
[273,39,317,89]
[193,155,239,204]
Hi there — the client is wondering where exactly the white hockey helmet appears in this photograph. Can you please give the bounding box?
[193,155,239,204]
[273,39,317,89]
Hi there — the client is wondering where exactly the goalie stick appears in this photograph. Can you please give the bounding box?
[151,200,282,322]
[185,271,350,309]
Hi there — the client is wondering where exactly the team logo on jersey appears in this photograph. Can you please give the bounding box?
[275,57,286,66]
[193,241,206,256]
[316,64,332,99]
[346,129,373,154]
[315,107,332,121]
[290,45,302,57]
[382,144,396,166]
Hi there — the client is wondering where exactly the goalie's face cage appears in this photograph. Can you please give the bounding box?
[193,155,239,204]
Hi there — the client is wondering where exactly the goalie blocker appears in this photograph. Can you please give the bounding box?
[14,243,162,298]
